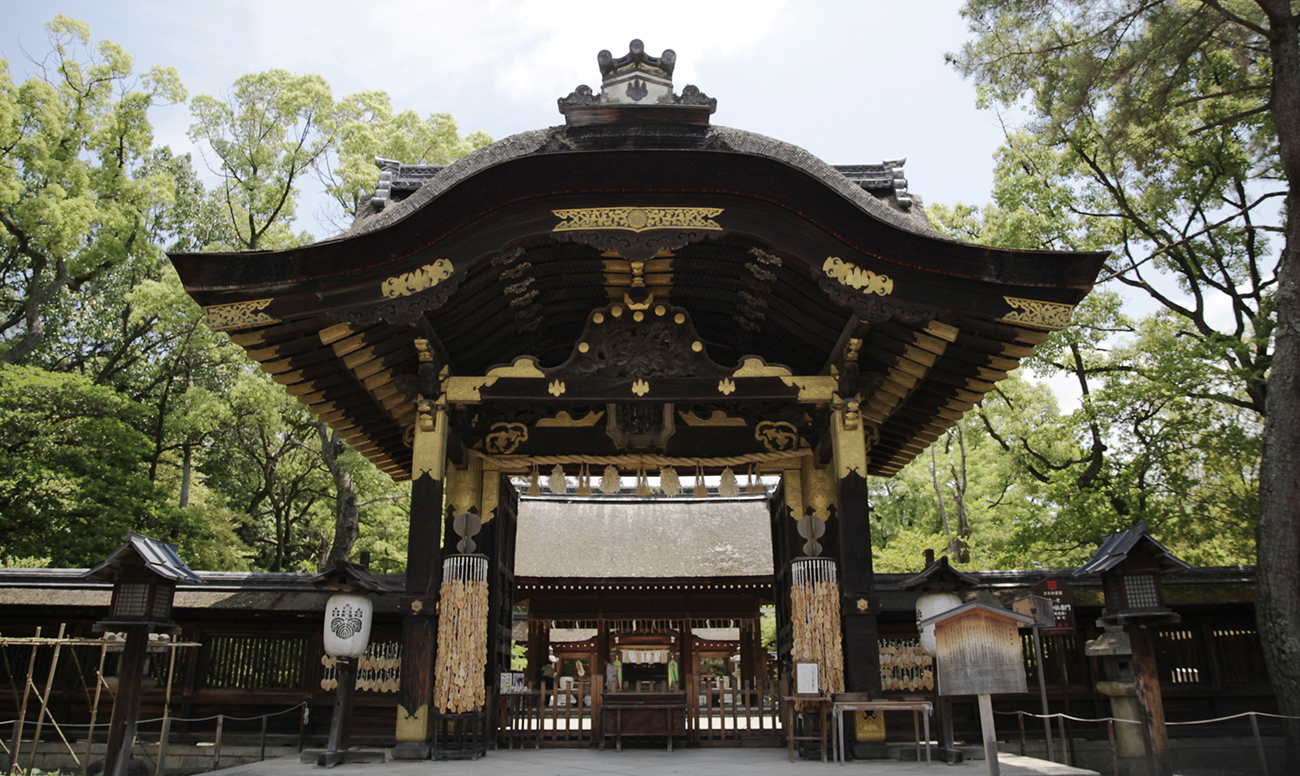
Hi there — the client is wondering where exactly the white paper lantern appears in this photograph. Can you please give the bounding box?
[323,592,373,659]
[916,592,962,657]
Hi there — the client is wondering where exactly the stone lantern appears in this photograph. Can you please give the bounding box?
[84,532,202,776]
[303,556,390,767]
[1076,522,1188,776]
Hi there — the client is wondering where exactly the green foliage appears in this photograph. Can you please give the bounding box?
[325,91,492,221]
[189,70,334,250]
[0,16,186,363]
[0,364,166,566]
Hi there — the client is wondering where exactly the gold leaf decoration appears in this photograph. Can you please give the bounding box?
[381,259,454,299]
[631,379,650,397]
[203,299,278,332]
[548,380,567,397]
[718,378,736,395]
[551,207,724,233]
[823,257,893,296]
[998,296,1074,330]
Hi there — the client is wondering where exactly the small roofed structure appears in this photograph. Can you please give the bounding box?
[310,559,392,595]
[899,553,978,593]
[515,495,774,692]
[84,531,201,633]
[1076,521,1190,625]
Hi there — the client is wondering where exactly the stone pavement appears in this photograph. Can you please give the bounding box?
[208,748,1099,776]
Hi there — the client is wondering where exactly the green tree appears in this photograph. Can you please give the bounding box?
[323,91,491,223]
[0,16,185,363]
[188,70,334,250]
[0,364,167,566]
[952,0,1300,762]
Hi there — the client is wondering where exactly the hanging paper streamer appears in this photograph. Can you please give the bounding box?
[790,557,844,708]
[548,464,567,495]
[528,464,541,497]
[633,462,651,496]
[719,467,739,498]
[433,554,489,713]
[660,466,681,498]
[577,464,592,497]
[747,463,764,494]
[601,465,621,494]
[693,463,708,498]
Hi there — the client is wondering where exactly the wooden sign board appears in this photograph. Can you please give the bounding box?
[1031,578,1077,635]
[920,601,1032,697]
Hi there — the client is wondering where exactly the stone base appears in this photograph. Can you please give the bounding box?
[389,742,432,760]
[300,748,387,767]
[848,742,892,760]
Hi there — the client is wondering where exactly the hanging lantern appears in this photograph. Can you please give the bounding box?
[434,554,489,713]
[915,592,962,657]
[324,592,374,659]
[789,557,844,700]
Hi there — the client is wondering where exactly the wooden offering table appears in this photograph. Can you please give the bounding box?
[830,695,933,765]
[600,691,686,752]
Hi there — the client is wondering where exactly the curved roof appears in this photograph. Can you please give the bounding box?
[170,55,1105,482]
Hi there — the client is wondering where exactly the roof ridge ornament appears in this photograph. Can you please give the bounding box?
[559,39,717,126]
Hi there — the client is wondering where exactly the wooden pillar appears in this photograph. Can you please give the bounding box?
[679,619,694,687]
[104,625,148,776]
[739,619,757,687]
[393,348,448,758]
[1129,623,1173,776]
[830,397,881,698]
[527,619,550,686]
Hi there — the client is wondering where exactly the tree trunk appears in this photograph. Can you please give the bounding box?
[1256,0,1300,768]
[317,422,360,568]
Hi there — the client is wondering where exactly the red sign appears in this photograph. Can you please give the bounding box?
[1031,578,1077,634]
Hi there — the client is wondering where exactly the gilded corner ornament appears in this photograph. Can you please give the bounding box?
[381,259,454,299]
[823,257,893,296]
[998,296,1074,330]
[203,299,279,332]
[552,207,723,233]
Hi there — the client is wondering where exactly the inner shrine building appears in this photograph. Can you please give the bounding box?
[170,40,1105,753]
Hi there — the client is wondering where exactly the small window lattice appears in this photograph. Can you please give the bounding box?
[1123,574,1160,609]
[115,584,149,617]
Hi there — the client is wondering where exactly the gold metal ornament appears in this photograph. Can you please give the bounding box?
[551,207,724,233]
[203,299,278,332]
[381,259,454,299]
[998,296,1074,330]
[822,257,893,296]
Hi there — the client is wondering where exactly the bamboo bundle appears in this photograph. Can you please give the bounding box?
[790,558,844,707]
[433,554,489,713]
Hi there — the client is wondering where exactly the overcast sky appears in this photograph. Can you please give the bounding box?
[1,0,1008,219]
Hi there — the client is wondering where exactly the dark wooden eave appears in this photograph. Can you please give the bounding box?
[170,124,1106,481]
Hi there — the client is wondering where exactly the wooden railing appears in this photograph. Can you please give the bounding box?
[688,675,782,743]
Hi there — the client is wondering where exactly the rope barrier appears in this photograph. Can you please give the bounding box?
[0,702,308,729]
[993,708,1300,724]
